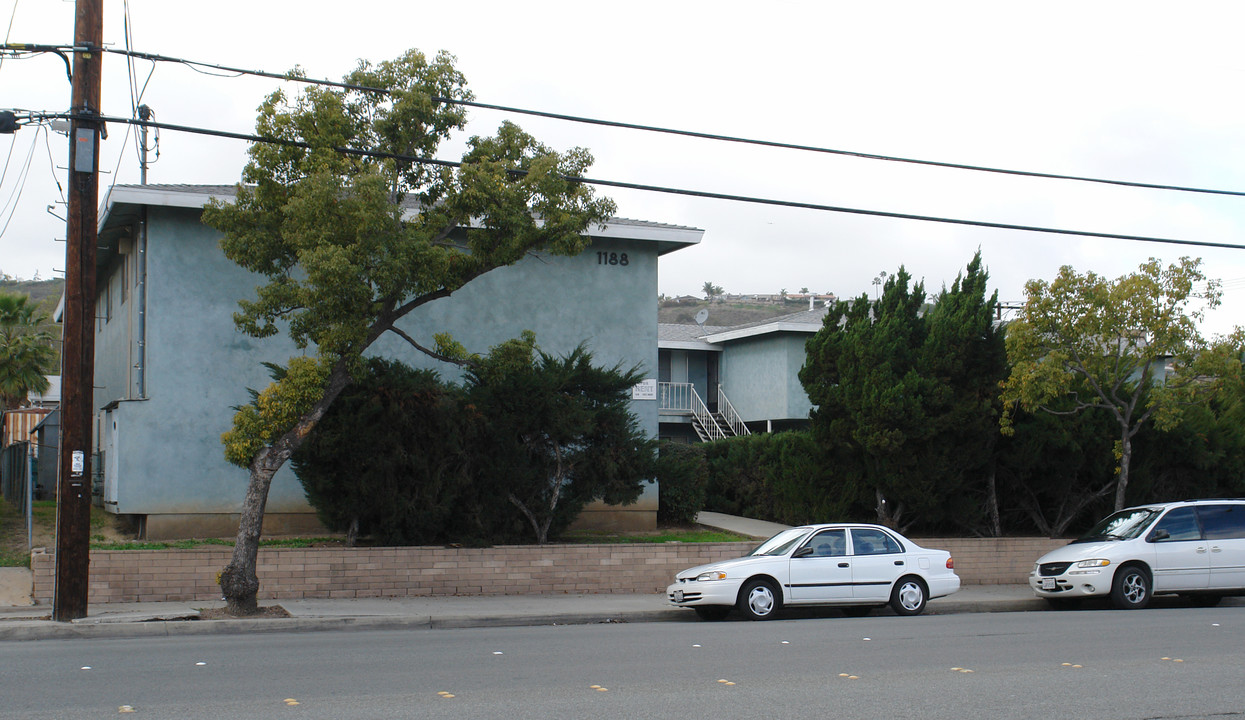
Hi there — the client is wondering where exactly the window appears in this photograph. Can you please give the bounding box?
[805,529,847,557]
[1150,507,1201,542]
[1198,505,1245,540]
[851,528,903,555]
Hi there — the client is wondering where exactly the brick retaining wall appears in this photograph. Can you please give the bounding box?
[30,537,1067,604]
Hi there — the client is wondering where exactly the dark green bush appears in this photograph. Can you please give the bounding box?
[703,431,858,526]
[292,359,518,546]
[656,441,708,524]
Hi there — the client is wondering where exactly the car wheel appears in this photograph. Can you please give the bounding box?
[890,577,928,616]
[1045,598,1082,611]
[694,605,732,621]
[737,578,781,620]
[1185,594,1224,608]
[1109,565,1151,609]
[841,605,873,618]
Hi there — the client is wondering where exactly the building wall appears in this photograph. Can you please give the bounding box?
[94,206,664,533]
[720,333,813,423]
[30,537,1068,603]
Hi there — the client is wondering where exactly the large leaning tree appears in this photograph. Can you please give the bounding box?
[202,50,615,615]
[1000,257,1244,513]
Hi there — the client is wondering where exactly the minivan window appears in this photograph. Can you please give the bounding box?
[1197,504,1245,540]
[1075,507,1162,543]
[1149,506,1201,542]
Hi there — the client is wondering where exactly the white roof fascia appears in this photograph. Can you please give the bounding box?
[659,340,724,351]
[704,321,822,344]
[99,185,703,252]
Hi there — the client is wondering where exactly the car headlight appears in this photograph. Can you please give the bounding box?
[1075,559,1111,568]
[696,570,727,582]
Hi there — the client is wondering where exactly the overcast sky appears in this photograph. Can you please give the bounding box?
[2,1,1243,335]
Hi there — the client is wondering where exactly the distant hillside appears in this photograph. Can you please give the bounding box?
[0,278,64,313]
[658,298,806,327]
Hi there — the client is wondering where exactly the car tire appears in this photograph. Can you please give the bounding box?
[694,605,732,621]
[1109,564,1151,610]
[841,605,874,618]
[737,578,781,620]
[889,577,928,616]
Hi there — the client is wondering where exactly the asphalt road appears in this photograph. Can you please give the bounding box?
[3,606,1243,719]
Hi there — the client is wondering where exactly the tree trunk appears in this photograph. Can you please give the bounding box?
[984,465,1002,537]
[220,449,284,615]
[219,358,354,615]
[1114,433,1133,511]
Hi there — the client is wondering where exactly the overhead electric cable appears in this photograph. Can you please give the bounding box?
[11,44,1242,200]
[66,112,1245,253]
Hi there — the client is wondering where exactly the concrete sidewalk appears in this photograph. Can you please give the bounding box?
[0,584,1055,642]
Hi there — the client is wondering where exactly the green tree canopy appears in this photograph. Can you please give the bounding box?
[202,49,615,614]
[466,341,655,544]
[0,292,55,410]
[1000,257,1244,511]
[919,252,1008,535]
[799,266,931,529]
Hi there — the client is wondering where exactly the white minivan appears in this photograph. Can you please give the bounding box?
[1030,499,1245,609]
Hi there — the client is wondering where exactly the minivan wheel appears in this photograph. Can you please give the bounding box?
[1110,565,1151,609]
[737,578,781,620]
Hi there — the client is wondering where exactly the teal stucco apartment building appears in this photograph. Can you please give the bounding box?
[90,184,702,539]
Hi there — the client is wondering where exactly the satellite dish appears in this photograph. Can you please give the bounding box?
[694,308,709,328]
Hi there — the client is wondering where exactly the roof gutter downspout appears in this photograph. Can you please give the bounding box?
[134,207,147,399]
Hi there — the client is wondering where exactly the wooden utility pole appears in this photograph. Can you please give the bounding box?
[54,0,103,622]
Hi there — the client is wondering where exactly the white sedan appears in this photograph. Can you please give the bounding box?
[667,524,961,620]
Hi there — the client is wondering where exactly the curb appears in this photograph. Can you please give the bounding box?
[0,597,1053,643]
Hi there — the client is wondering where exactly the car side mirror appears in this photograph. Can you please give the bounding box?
[793,546,814,558]
[1148,529,1170,542]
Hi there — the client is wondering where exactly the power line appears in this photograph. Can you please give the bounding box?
[10,43,1244,200]
[49,111,1245,253]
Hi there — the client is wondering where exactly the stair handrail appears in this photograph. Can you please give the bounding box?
[716,385,751,436]
[690,386,726,441]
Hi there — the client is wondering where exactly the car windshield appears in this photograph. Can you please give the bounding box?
[749,528,814,557]
[1075,508,1162,542]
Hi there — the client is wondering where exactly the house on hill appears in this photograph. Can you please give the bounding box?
[89,184,702,539]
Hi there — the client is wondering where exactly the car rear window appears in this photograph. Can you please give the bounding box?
[850,528,903,555]
[1197,504,1245,540]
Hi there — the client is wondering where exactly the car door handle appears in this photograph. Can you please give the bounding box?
[894,560,904,566]
[838,563,849,568]
[1210,546,1223,553]
[1196,547,1208,554]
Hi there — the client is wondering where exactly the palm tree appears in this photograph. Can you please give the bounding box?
[0,292,56,409]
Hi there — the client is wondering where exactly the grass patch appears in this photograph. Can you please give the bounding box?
[88,537,346,551]
[559,528,748,544]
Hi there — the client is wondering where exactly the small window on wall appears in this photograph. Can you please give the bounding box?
[97,282,111,327]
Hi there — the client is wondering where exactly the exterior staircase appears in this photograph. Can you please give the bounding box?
[658,383,750,442]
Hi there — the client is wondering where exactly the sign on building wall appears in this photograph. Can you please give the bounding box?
[631,379,657,401]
